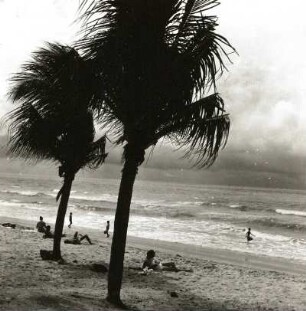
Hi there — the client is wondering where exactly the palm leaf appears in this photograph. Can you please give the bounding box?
[173,0,219,43]
[5,103,57,160]
[87,135,108,168]
[155,94,229,167]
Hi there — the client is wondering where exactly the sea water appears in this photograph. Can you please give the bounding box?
[1,172,306,262]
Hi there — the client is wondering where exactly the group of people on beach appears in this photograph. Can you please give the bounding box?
[36,215,111,243]
[8,215,254,274]
[35,215,183,272]
[36,216,63,239]
[36,215,183,273]
[35,214,255,273]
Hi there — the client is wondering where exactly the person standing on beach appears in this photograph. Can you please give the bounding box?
[104,220,110,238]
[68,212,72,228]
[246,228,255,242]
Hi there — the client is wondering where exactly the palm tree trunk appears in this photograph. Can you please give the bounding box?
[107,153,140,305]
[53,174,74,260]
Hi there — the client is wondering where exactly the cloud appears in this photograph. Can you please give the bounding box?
[214,0,306,156]
[219,63,305,154]
[0,0,79,116]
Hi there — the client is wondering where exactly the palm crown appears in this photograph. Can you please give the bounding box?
[6,43,107,175]
[79,0,234,166]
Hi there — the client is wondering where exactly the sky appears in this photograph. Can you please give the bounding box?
[0,0,306,188]
[216,0,306,155]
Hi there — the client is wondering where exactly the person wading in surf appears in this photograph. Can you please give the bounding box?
[246,228,255,242]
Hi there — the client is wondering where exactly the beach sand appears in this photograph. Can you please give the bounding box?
[1,216,306,311]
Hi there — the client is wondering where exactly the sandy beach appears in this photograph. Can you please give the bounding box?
[0,216,305,311]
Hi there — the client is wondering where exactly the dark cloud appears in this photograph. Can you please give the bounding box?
[0,133,305,189]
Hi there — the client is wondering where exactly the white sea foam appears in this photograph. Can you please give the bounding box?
[229,204,241,208]
[3,190,43,197]
[132,199,165,208]
[4,175,306,263]
[125,215,306,261]
[276,209,306,217]
[52,189,78,195]
[0,200,23,207]
[70,193,118,203]
[3,199,306,262]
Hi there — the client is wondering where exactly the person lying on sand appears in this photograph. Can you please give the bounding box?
[36,216,47,233]
[2,223,16,229]
[64,231,92,245]
[2,223,34,231]
[142,250,179,272]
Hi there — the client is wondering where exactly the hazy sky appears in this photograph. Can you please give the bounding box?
[216,0,306,155]
[0,0,305,186]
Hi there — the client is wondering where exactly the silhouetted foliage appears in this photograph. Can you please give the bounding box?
[78,0,234,167]
[77,0,235,304]
[5,43,107,259]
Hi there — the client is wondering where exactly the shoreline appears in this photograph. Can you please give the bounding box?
[127,235,306,277]
[1,215,306,310]
[2,215,306,277]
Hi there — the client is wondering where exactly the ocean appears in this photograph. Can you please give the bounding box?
[1,172,306,262]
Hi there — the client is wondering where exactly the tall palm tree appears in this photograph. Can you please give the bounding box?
[6,43,107,260]
[78,0,235,304]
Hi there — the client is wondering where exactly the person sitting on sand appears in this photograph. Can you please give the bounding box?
[142,250,178,272]
[36,216,47,233]
[43,226,54,239]
[64,231,92,245]
[43,226,65,239]
[246,228,255,242]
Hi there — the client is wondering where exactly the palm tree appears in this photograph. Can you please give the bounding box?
[78,0,235,304]
[5,43,107,260]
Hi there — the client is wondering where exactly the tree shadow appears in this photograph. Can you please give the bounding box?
[121,267,237,311]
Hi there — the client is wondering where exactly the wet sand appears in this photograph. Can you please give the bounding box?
[1,216,306,310]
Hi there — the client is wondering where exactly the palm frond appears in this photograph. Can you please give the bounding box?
[172,0,219,44]
[77,0,115,51]
[87,134,108,168]
[5,103,57,160]
[155,93,230,167]
[168,2,236,90]
[177,114,230,167]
